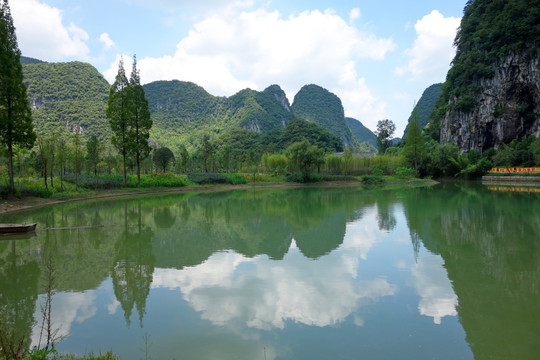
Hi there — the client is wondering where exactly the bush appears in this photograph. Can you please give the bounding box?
[188,172,232,185]
[139,173,186,188]
[226,173,247,185]
[394,166,417,179]
[361,175,385,184]
[17,184,53,198]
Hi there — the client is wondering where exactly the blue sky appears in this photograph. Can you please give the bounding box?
[10,0,466,136]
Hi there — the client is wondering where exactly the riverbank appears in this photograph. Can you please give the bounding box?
[0,178,436,215]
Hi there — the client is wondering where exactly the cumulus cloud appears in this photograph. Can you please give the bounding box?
[104,7,395,129]
[395,10,461,82]
[412,250,458,325]
[10,0,90,60]
[99,33,116,50]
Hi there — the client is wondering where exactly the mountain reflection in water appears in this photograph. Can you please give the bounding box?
[0,184,538,359]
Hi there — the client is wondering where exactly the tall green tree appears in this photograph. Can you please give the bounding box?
[107,58,133,187]
[153,147,175,173]
[375,119,395,154]
[0,0,36,193]
[402,110,426,173]
[287,139,325,181]
[128,55,152,184]
[86,134,100,175]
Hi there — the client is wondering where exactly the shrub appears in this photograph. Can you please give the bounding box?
[188,172,232,185]
[394,166,416,179]
[17,184,53,198]
[361,175,384,184]
[139,173,186,188]
[226,173,247,185]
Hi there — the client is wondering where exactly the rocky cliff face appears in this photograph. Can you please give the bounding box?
[441,52,540,152]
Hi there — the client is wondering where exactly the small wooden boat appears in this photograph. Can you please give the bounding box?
[0,223,37,234]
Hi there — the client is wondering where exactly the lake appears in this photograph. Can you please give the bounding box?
[0,183,539,360]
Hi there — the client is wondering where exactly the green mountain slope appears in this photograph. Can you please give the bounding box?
[291,84,357,148]
[21,61,359,153]
[22,61,111,140]
[430,0,540,151]
[403,83,442,138]
[345,117,377,148]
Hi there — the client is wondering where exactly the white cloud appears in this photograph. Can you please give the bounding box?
[349,8,361,24]
[99,33,116,50]
[104,7,395,128]
[412,250,458,325]
[10,0,90,60]
[395,10,460,82]
[152,225,396,331]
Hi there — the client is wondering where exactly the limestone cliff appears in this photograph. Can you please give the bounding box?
[440,52,540,152]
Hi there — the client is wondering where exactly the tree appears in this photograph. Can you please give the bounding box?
[107,57,133,187]
[56,136,67,190]
[0,0,36,193]
[201,134,214,172]
[375,119,395,154]
[128,55,152,184]
[178,144,190,173]
[402,111,426,173]
[153,147,175,172]
[72,131,83,190]
[287,139,325,181]
[86,134,100,175]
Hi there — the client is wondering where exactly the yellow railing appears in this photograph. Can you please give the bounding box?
[487,186,540,193]
[487,167,540,174]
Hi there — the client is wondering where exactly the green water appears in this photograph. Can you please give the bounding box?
[0,183,539,360]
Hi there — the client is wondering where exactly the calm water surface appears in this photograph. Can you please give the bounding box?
[0,183,539,360]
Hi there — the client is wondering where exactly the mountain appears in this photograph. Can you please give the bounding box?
[21,61,361,152]
[403,83,442,138]
[22,61,111,141]
[291,84,357,148]
[345,117,377,148]
[20,56,45,64]
[430,0,540,152]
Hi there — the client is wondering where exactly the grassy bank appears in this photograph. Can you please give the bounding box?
[0,172,435,215]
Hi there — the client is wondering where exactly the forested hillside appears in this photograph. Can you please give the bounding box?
[402,83,442,138]
[291,84,357,149]
[430,0,540,152]
[22,61,111,140]
[345,117,377,149]
[21,60,365,153]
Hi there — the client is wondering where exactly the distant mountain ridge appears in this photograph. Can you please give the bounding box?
[21,58,377,152]
[403,83,442,138]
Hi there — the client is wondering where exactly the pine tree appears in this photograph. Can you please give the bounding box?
[0,0,36,193]
[107,57,133,187]
[128,55,152,185]
[402,110,426,173]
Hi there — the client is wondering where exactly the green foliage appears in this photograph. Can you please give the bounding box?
[187,172,231,185]
[280,118,343,152]
[262,153,288,175]
[226,173,247,185]
[375,119,396,154]
[291,84,356,148]
[394,166,417,179]
[287,139,325,182]
[402,113,426,172]
[138,173,186,187]
[403,83,443,137]
[361,175,385,184]
[153,147,175,172]
[0,1,37,193]
[345,117,377,149]
[430,0,540,127]
[22,61,111,141]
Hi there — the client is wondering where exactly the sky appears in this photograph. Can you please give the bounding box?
[9,0,466,137]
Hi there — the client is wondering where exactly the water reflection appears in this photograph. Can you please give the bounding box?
[0,184,538,359]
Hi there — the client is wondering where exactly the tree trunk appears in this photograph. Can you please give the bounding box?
[8,143,15,194]
[122,148,127,187]
[136,153,141,184]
